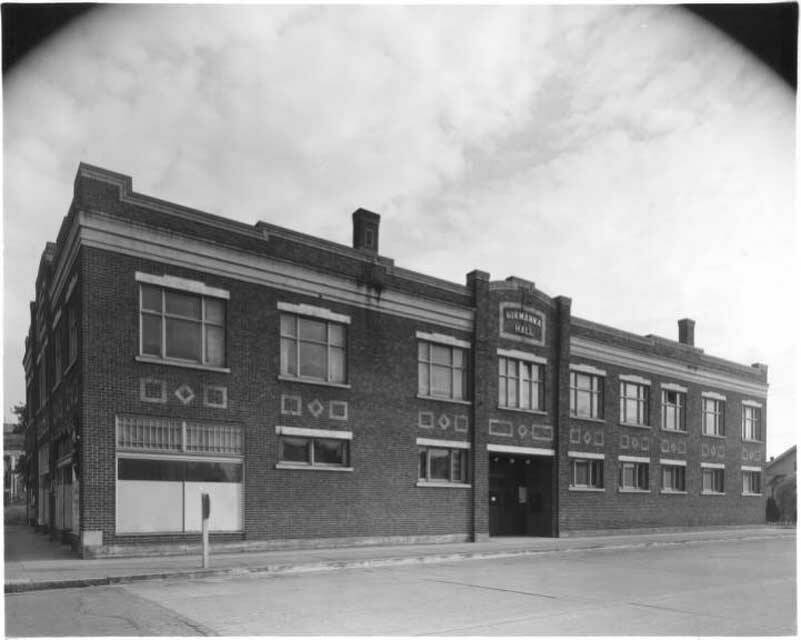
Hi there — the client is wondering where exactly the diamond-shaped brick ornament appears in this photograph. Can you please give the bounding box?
[438,414,451,430]
[175,384,195,405]
[308,398,325,418]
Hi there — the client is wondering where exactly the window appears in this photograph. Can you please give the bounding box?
[37,357,47,410]
[661,389,686,432]
[620,381,649,425]
[280,314,346,384]
[661,465,686,492]
[418,446,468,484]
[570,371,603,419]
[140,285,226,367]
[53,322,63,387]
[702,467,725,494]
[498,357,544,411]
[68,305,78,365]
[742,405,762,441]
[278,435,350,468]
[619,460,649,491]
[418,341,467,400]
[570,458,604,489]
[742,470,761,495]
[702,398,725,436]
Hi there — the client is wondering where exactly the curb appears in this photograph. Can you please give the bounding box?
[5,531,794,594]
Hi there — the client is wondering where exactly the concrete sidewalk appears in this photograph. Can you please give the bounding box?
[4,524,794,593]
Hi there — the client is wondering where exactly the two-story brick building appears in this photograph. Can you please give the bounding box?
[23,163,769,557]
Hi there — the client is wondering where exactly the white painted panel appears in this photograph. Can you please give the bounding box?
[183,482,242,532]
[117,481,183,533]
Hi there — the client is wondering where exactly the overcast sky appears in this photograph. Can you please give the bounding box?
[3,4,796,457]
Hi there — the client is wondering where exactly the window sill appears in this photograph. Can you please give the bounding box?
[618,488,651,494]
[742,439,763,444]
[498,407,547,416]
[701,491,726,496]
[275,463,353,472]
[570,416,605,424]
[568,486,605,493]
[741,492,763,497]
[416,481,471,489]
[277,375,351,389]
[416,395,472,406]
[619,422,651,430]
[701,433,726,439]
[136,356,231,374]
[660,490,688,495]
[116,530,244,536]
[661,428,688,436]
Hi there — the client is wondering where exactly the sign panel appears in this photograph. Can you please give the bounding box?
[499,303,546,345]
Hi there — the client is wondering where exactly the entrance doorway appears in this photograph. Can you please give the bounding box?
[489,454,553,536]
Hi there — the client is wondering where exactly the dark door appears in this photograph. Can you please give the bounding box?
[489,454,554,537]
[489,455,527,535]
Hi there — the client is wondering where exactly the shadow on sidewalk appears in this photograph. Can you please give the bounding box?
[4,524,76,563]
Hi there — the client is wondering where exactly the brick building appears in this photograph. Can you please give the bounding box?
[23,163,769,557]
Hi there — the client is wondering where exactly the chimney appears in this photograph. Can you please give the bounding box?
[678,318,695,346]
[352,208,380,254]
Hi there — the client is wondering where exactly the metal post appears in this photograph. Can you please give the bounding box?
[201,493,210,568]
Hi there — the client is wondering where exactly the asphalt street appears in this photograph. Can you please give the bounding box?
[5,536,795,636]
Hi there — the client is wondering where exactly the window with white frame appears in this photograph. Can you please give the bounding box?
[280,314,347,384]
[570,457,604,489]
[742,405,762,441]
[619,460,649,491]
[620,381,649,425]
[702,467,725,494]
[418,341,467,400]
[278,434,350,468]
[702,397,725,436]
[742,470,761,495]
[661,464,686,492]
[661,389,686,432]
[140,285,226,367]
[570,371,603,419]
[418,446,468,484]
[498,357,544,411]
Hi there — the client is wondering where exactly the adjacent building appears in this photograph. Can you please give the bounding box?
[23,163,769,557]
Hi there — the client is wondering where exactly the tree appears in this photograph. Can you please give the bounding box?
[766,496,781,522]
[775,474,796,523]
[11,403,27,433]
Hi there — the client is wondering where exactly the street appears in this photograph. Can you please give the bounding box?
[5,536,795,636]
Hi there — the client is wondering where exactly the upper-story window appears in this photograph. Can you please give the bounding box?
[742,404,762,441]
[570,371,603,419]
[498,357,544,411]
[280,314,347,384]
[37,356,47,410]
[661,388,686,432]
[53,320,63,387]
[619,381,649,426]
[702,396,725,436]
[140,285,226,367]
[418,341,467,401]
[67,305,78,366]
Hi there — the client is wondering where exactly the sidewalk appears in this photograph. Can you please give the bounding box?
[4,524,794,593]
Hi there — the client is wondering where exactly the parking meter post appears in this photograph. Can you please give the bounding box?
[201,493,210,568]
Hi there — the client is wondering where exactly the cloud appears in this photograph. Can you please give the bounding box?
[3,5,795,454]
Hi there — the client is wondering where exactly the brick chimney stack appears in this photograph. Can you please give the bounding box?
[352,208,380,254]
[678,318,695,346]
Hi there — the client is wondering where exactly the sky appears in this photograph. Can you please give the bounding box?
[2,4,796,458]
